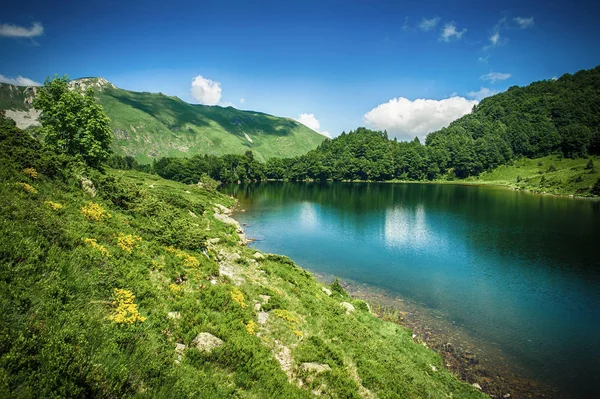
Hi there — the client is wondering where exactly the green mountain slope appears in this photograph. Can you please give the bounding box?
[0,116,485,398]
[0,78,326,163]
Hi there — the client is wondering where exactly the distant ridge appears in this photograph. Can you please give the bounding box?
[0,77,326,163]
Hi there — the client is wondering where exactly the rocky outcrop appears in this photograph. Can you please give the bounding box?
[340,302,355,314]
[213,203,248,245]
[300,362,331,374]
[190,333,224,353]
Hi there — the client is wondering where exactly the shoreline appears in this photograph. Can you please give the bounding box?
[310,273,560,399]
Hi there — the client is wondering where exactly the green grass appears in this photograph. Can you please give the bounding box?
[0,122,485,398]
[465,155,600,196]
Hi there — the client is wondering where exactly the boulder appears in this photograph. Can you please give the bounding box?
[321,287,332,296]
[340,302,355,314]
[258,311,269,325]
[253,252,265,260]
[190,332,224,353]
[167,311,181,319]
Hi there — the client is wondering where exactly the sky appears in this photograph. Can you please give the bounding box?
[1,0,600,141]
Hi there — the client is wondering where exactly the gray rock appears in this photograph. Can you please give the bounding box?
[321,287,332,296]
[258,311,269,325]
[191,332,224,353]
[472,383,482,390]
[253,252,265,260]
[300,362,332,374]
[258,295,271,304]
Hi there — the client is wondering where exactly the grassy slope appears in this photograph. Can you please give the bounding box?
[0,80,326,163]
[0,126,484,398]
[463,155,600,196]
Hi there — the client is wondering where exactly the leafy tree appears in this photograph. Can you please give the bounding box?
[34,75,112,168]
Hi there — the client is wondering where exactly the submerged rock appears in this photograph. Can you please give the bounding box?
[191,333,224,353]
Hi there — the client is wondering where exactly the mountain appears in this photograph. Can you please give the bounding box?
[0,77,326,163]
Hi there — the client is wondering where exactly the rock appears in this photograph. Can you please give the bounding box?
[430,365,437,372]
[210,279,217,285]
[258,295,271,304]
[213,203,232,214]
[254,302,261,311]
[340,302,355,314]
[253,252,265,260]
[207,237,220,244]
[321,287,332,296]
[300,362,332,374]
[412,334,417,339]
[472,383,482,390]
[80,176,96,197]
[258,311,269,325]
[184,190,191,194]
[190,332,224,353]
[188,210,198,218]
[503,394,511,398]
[274,345,293,379]
[167,311,181,319]
[174,343,186,364]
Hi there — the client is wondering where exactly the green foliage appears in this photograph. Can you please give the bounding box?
[592,178,600,195]
[0,114,487,398]
[34,76,112,168]
[331,278,348,297]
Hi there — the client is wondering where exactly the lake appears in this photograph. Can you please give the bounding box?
[222,182,600,398]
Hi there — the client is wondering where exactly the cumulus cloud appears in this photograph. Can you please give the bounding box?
[513,17,534,29]
[419,17,440,31]
[363,96,478,141]
[191,75,222,105]
[467,87,498,101]
[440,23,466,41]
[480,71,511,83]
[0,74,41,86]
[0,22,44,38]
[296,113,331,138]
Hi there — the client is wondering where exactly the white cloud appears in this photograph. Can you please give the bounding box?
[514,17,534,29]
[0,74,41,86]
[191,75,222,105]
[467,87,498,101]
[480,71,511,83]
[419,17,440,31]
[478,56,489,63]
[239,98,245,104]
[490,31,500,45]
[440,23,466,42]
[363,96,478,141]
[296,113,331,138]
[0,22,43,38]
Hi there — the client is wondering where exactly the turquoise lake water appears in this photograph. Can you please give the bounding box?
[222,182,600,398]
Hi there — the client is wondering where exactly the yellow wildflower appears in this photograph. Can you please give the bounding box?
[164,246,200,267]
[108,288,146,324]
[81,202,111,221]
[169,283,183,294]
[293,330,304,337]
[231,287,247,308]
[44,201,63,210]
[15,182,37,194]
[23,168,38,179]
[245,320,256,335]
[117,233,142,253]
[83,238,110,257]
[273,309,299,324]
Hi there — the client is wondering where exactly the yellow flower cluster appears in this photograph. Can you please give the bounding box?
[169,283,183,294]
[164,246,200,267]
[231,287,247,308]
[108,288,146,324]
[81,202,111,221]
[23,168,38,179]
[117,233,142,253]
[44,201,63,210]
[245,320,256,335]
[15,182,37,194]
[273,309,303,337]
[84,238,110,257]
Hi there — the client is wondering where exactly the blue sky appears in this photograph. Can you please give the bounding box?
[2,0,600,141]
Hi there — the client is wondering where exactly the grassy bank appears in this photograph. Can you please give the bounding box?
[464,155,600,197]
[0,120,485,397]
